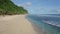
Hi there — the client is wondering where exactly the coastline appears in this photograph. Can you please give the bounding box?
[26,16,45,34]
[26,15,60,34]
[31,23,46,34]
[0,15,37,34]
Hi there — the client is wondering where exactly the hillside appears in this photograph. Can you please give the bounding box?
[0,0,28,15]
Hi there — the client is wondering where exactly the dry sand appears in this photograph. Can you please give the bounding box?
[0,15,37,34]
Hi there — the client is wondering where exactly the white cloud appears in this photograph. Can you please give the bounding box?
[17,2,32,7]
[25,2,32,6]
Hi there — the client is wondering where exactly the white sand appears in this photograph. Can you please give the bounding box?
[0,15,37,34]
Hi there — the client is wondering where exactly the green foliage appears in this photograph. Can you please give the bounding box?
[0,0,28,15]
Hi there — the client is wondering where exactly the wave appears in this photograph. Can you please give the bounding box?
[38,15,60,27]
[27,14,60,27]
[43,20,60,27]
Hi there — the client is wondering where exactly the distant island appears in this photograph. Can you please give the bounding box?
[0,0,28,15]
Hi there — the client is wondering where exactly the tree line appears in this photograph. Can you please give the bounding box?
[0,0,28,15]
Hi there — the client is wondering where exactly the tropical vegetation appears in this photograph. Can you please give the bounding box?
[0,0,28,15]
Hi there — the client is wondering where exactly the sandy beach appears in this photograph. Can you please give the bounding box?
[0,15,37,34]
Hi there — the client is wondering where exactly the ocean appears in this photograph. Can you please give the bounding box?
[26,14,60,34]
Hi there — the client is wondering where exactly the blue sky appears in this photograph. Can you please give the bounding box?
[11,0,60,14]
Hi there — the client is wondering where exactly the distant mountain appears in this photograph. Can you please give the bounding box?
[0,0,28,15]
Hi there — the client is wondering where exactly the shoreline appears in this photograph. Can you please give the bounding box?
[0,15,45,34]
[26,17,45,34]
[31,23,46,34]
[0,15,37,34]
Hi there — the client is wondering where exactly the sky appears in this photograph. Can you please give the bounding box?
[11,0,60,14]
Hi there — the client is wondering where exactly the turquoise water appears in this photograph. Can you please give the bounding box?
[26,15,60,34]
